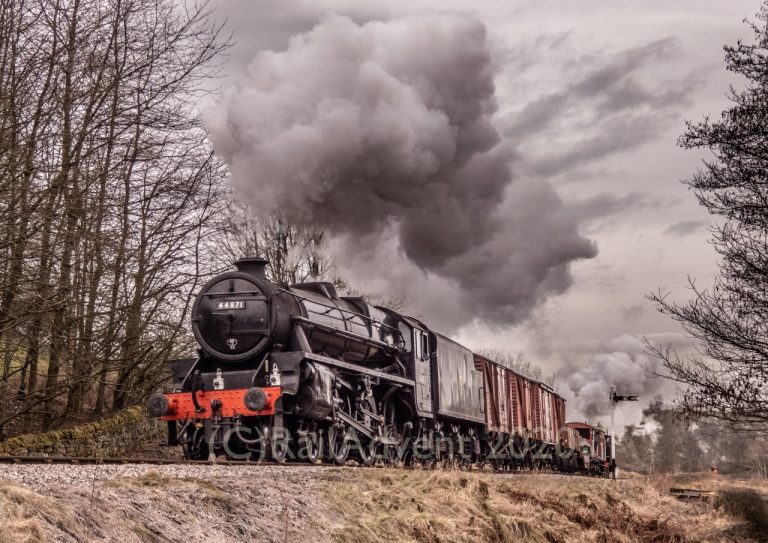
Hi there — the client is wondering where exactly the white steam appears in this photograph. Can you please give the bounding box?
[561,334,663,419]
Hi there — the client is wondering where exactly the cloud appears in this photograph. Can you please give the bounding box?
[568,191,667,222]
[622,305,644,323]
[500,37,703,178]
[208,0,389,62]
[503,39,681,136]
[664,219,708,237]
[527,114,679,177]
[203,14,597,328]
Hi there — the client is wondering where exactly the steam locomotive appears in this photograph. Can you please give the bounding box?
[147,257,613,474]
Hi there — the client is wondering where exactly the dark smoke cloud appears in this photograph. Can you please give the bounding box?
[204,14,597,327]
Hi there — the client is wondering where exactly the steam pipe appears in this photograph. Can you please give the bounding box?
[180,356,201,391]
[291,324,312,352]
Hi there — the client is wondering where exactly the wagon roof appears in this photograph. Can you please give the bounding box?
[473,352,562,396]
[567,422,599,430]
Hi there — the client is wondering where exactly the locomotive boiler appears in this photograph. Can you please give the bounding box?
[148,257,613,474]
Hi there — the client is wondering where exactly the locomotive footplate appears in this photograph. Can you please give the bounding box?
[147,387,282,421]
[269,351,415,388]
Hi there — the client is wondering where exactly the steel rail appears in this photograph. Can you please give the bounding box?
[0,455,340,467]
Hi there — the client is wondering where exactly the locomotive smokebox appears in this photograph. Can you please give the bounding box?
[191,257,298,363]
[234,256,269,279]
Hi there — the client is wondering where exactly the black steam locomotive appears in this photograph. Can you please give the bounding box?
[147,257,613,474]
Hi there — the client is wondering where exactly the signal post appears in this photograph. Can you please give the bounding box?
[609,386,639,479]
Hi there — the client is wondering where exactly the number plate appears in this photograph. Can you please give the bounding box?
[216,300,246,310]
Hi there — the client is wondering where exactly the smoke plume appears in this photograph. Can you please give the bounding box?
[560,334,664,420]
[203,14,597,327]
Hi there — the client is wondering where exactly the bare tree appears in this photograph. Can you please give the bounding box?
[219,203,336,284]
[648,5,768,429]
[0,0,229,434]
[617,424,654,474]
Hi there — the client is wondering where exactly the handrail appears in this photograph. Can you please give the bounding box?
[292,316,404,351]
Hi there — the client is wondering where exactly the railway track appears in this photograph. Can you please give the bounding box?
[0,455,335,467]
[0,454,618,481]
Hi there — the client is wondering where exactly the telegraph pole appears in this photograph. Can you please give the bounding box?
[609,386,638,479]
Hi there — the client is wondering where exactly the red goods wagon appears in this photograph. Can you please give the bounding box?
[512,372,535,438]
[536,385,564,444]
[473,354,569,445]
[593,427,607,461]
[473,354,535,438]
[473,354,514,435]
[556,399,578,449]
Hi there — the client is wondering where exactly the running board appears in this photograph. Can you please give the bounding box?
[270,351,415,388]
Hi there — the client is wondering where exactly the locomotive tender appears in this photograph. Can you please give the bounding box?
[147,257,613,474]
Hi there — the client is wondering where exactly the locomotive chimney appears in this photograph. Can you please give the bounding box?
[234,257,269,279]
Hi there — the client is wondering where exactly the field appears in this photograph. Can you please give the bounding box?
[0,464,766,543]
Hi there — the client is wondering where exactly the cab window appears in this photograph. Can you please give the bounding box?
[413,330,429,361]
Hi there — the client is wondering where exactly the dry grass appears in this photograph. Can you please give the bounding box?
[0,468,341,542]
[0,484,87,543]
[1,467,766,542]
[327,469,768,543]
[714,490,768,542]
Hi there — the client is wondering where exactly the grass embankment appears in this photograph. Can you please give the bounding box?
[328,470,768,543]
[0,467,766,542]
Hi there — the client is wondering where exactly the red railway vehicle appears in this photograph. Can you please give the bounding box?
[473,353,578,471]
[566,422,612,475]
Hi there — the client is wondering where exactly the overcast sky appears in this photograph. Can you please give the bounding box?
[203,0,762,429]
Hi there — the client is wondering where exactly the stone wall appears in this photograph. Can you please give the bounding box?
[0,406,167,457]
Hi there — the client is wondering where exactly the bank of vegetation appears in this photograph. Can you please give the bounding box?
[1,468,767,543]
